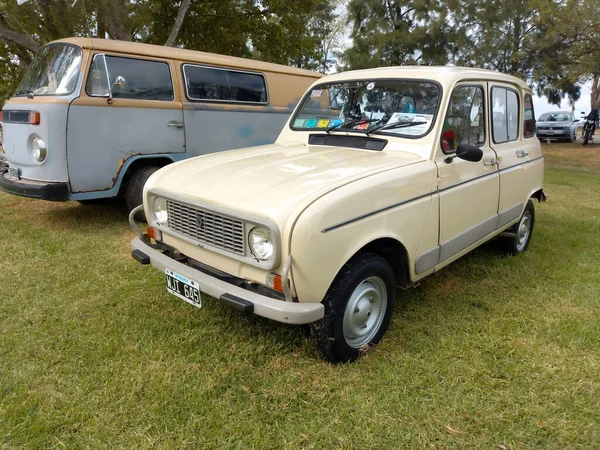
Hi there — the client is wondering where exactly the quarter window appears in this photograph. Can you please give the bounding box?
[441,85,485,154]
[86,55,174,101]
[492,87,520,143]
[183,65,268,103]
[523,94,536,138]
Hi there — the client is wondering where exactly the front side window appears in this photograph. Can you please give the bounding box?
[492,86,520,143]
[16,44,82,97]
[441,85,485,154]
[183,65,268,103]
[523,94,536,138]
[86,55,174,101]
[291,79,441,138]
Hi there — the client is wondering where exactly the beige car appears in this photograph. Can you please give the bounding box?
[130,67,546,363]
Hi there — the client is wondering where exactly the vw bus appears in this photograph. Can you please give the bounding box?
[0,38,321,210]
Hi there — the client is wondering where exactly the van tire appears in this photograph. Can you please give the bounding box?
[125,166,159,219]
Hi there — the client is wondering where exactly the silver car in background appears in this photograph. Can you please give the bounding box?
[536,111,578,142]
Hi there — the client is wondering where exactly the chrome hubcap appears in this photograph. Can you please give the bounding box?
[343,276,387,349]
[516,212,531,251]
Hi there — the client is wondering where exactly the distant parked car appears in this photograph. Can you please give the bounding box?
[536,111,578,142]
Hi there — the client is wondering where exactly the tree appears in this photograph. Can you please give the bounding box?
[532,0,600,110]
[342,0,459,69]
[448,0,539,79]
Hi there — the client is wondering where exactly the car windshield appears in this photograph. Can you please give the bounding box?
[15,44,82,97]
[539,113,570,122]
[291,79,440,137]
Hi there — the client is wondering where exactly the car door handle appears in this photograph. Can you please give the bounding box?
[167,121,184,128]
[516,150,529,158]
[484,158,499,166]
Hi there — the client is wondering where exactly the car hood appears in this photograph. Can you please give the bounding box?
[537,121,572,127]
[147,142,422,229]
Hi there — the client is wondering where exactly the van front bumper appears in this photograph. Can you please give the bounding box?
[0,168,69,201]
[130,237,324,325]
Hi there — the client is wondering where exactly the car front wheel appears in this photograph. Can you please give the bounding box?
[311,252,396,363]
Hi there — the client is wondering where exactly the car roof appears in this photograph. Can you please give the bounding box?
[49,38,322,79]
[318,66,531,91]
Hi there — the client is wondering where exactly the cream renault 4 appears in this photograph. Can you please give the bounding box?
[130,67,546,363]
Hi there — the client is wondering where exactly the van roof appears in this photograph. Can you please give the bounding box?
[51,37,323,79]
[320,66,531,91]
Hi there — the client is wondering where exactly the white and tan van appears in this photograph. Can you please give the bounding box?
[130,67,546,363]
[0,38,321,209]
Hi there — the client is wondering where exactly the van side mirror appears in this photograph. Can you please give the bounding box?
[113,76,126,90]
[444,143,483,164]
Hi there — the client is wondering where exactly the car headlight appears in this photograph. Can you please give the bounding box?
[30,136,47,162]
[249,226,273,261]
[153,196,168,225]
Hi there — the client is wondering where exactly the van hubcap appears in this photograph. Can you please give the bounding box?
[516,212,532,251]
[343,276,387,348]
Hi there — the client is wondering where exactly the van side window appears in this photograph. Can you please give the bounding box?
[440,85,485,154]
[86,55,174,101]
[523,94,536,138]
[183,64,268,104]
[492,86,520,143]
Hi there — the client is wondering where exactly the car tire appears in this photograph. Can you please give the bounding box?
[570,131,577,143]
[125,166,159,219]
[311,252,396,363]
[501,200,535,255]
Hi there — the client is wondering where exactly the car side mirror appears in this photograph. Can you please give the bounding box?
[444,143,483,164]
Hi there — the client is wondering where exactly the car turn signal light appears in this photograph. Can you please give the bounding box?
[147,226,162,242]
[29,111,40,125]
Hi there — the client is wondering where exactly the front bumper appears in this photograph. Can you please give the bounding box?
[0,168,69,201]
[130,237,324,325]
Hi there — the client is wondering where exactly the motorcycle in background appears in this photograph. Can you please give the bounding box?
[582,109,598,145]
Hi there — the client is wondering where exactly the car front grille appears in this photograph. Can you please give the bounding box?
[167,200,245,255]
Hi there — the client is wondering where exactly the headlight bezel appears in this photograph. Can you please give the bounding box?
[152,196,169,225]
[29,134,47,163]
[249,226,274,261]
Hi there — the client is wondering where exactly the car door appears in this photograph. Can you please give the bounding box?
[67,54,185,193]
[488,84,531,224]
[434,83,500,270]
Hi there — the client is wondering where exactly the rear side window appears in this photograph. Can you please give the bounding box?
[523,94,536,138]
[491,86,520,143]
[183,64,268,104]
[86,55,174,101]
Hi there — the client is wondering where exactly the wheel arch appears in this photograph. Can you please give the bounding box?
[117,155,180,196]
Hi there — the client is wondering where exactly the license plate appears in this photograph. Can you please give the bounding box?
[166,269,201,307]
[7,166,19,180]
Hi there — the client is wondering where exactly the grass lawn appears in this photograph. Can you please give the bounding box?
[1,141,599,449]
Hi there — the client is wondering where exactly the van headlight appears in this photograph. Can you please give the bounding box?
[30,136,47,162]
[153,197,168,225]
[249,226,273,261]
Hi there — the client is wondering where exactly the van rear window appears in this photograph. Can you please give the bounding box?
[86,55,174,101]
[183,64,268,104]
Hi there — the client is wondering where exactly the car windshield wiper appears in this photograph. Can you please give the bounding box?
[326,118,379,133]
[366,120,428,136]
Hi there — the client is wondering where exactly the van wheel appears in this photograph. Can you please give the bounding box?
[502,200,535,255]
[125,166,159,219]
[311,252,396,363]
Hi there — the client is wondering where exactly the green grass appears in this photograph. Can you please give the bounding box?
[1,143,599,448]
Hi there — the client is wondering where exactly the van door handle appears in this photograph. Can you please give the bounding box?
[167,121,184,128]
[484,158,499,167]
[516,150,529,158]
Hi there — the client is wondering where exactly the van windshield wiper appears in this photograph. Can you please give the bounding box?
[366,120,427,135]
[326,118,379,133]
[15,89,34,99]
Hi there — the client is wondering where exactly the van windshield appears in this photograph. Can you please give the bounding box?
[15,44,82,97]
[291,79,440,137]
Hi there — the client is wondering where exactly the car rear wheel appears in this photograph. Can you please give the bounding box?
[311,252,396,363]
[501,200,535,255]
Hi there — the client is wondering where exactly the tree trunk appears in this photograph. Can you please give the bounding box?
[165,0,191,47]
[0,26,40,53]
[591,75,600,110]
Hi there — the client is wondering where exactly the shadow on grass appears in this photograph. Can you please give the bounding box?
[42,199,130,230]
